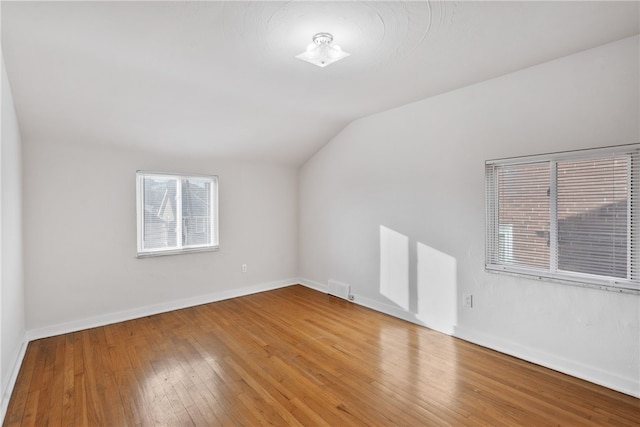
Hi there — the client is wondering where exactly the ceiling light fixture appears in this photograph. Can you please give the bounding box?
[296,32,350,68]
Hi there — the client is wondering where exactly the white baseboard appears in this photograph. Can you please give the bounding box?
[349,292,428,327]
[1,338,28,424]
[297,278,328,293]
[454,326,639,398]
[11,277,638,420]
[298,279,445,332]
[355,292,639,398]
[297,277,639,398]
[26,278,298,342]
[3,279,298,423]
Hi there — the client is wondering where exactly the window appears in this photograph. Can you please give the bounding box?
[136,172,218,257]
[486,145,639,293]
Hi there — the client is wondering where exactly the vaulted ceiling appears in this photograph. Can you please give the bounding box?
[2,1,639,166]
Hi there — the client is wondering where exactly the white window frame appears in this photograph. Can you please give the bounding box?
[485,144,639,294]
[136,171,219,257]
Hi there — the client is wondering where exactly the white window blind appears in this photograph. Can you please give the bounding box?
[136,172,219,257]
[486,145,639,293]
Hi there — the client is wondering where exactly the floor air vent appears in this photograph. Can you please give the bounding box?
[327,280,350,300]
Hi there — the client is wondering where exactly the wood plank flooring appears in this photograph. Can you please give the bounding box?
[4,285,639,426]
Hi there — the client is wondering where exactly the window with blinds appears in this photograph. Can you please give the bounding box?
[136,172,219,257]
[486,145,639,293]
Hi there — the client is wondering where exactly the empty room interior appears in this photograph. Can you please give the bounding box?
[1,1,640,425]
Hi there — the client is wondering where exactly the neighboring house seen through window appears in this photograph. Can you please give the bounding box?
[137,172,219,256]
[485,145,639,293]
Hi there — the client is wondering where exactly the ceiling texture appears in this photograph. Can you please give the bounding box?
[2,1,639,166]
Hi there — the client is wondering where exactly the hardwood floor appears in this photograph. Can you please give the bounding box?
[4,285,639,426]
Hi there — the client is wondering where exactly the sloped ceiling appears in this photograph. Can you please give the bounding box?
[2,1,639,166]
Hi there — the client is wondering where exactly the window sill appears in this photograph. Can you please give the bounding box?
[137,246,220,258]
[485,266,640,295]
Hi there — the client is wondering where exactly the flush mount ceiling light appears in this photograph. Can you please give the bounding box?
[296,32,350,68]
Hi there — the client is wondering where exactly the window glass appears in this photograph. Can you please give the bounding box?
[137,172,218,256]
[557,157,628,278]
[486,145,638,293]
[497,162,550,269]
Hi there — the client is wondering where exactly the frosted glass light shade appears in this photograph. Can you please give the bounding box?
[296,33,350,68]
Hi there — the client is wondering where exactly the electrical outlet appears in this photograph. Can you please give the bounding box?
[348,294,355,301]
[241,264,247,273]
[463,293,473,308]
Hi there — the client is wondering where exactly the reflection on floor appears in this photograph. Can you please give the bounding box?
[4,285,639,426]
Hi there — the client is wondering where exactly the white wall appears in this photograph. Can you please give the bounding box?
[299,36,640,396]
[23,140,298,336]
[1,54,26,417]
